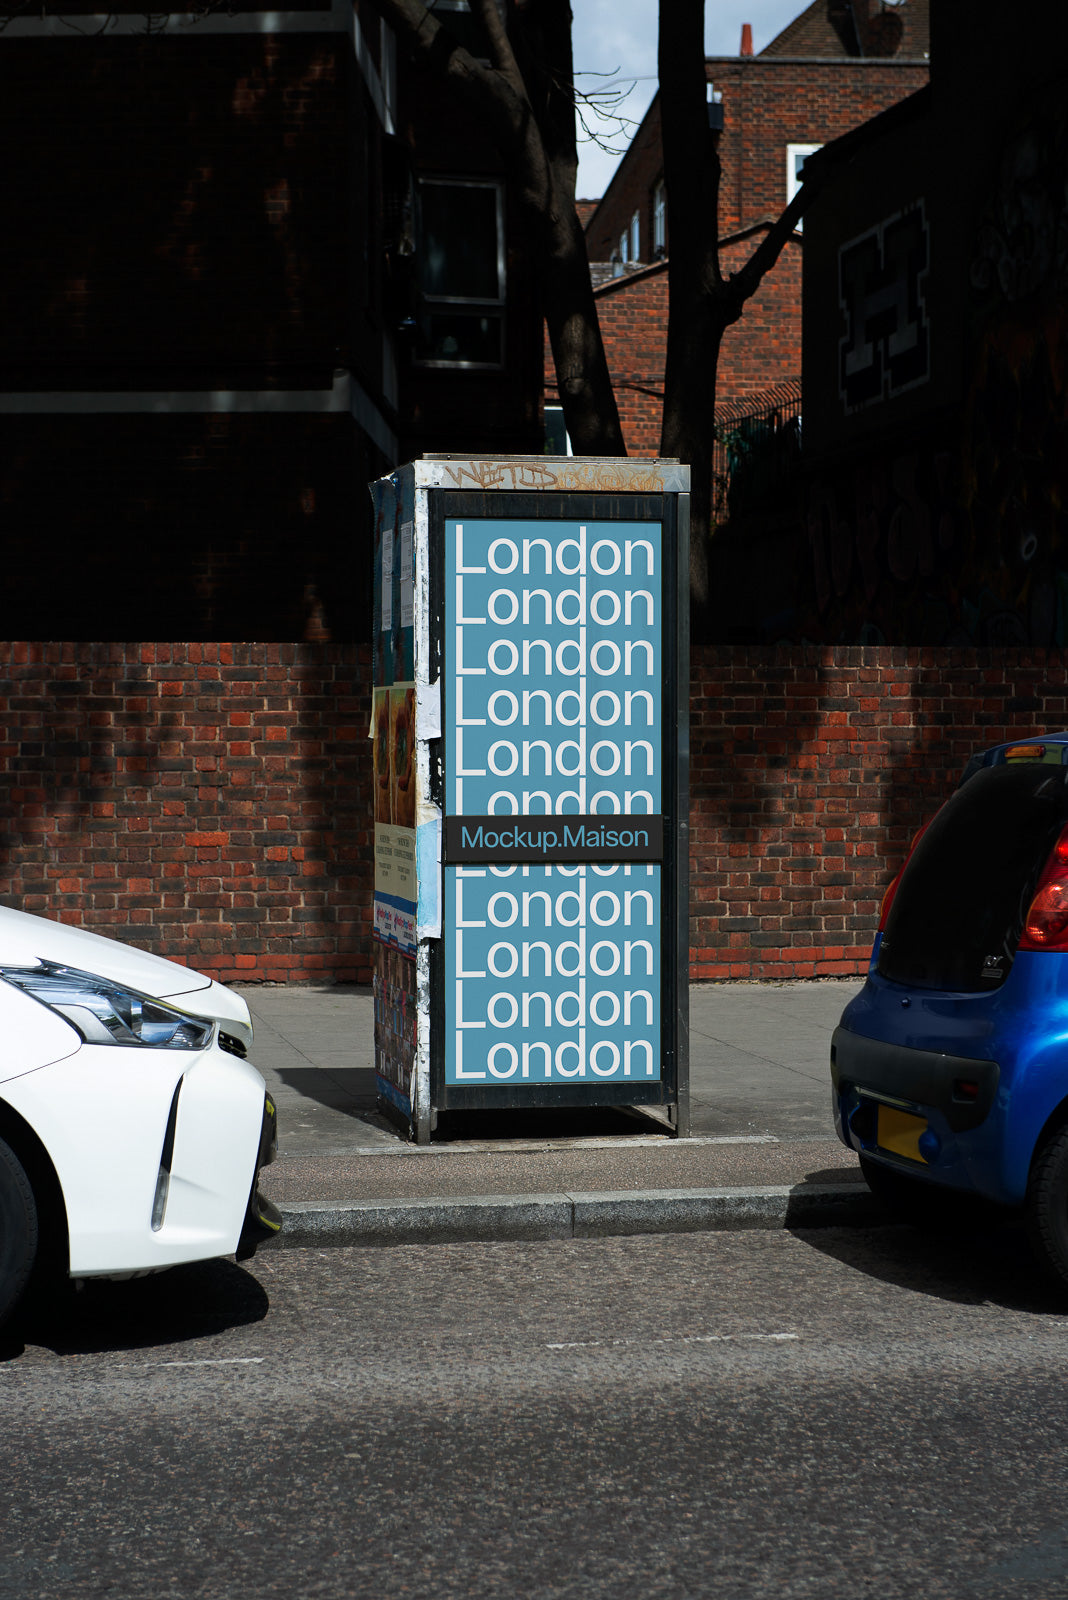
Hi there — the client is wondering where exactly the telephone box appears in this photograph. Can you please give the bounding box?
[371,457,689,1143]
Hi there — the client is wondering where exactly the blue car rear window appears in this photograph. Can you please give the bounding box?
[878,765,1068,991]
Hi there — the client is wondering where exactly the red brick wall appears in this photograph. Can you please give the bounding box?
[690,647,1068,980]
[576,233,801,455]
[586,266,668,455]
[3,642,1067,986]
[587,58,929,262]
[710,58,927,235]
[717,232,802,398]
[0,643,373,985]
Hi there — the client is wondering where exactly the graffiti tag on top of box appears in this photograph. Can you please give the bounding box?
[431,459,685,495]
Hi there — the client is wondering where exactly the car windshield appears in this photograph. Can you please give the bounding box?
[878,764,1068,991]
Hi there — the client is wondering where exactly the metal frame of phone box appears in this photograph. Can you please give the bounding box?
[423,463,689,1138]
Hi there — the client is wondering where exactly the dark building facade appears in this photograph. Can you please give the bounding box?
[0,0,543,646]
[793,0,1068,647]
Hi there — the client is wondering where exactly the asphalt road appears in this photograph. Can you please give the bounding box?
[3,1222,1068,1598]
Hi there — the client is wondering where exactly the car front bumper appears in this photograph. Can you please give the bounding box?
[2,1035,278,1276]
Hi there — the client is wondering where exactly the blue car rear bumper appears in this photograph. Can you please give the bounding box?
[833,941,1068,1208]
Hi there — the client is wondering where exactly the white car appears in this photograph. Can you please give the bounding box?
[0,904,280,1325]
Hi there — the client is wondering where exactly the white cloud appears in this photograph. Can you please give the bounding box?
[571,0,806,199]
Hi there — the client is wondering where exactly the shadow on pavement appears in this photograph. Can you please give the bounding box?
[791,1207,1068,1313]
[274,1066,379,1116]
[430,1104,671,1143]
[0,1257,270,1364]
[272,1066,401,1145]
[272,1066,670,1145]
[796,1166,869,1187]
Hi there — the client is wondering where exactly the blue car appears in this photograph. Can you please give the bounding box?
[833,734,1068,1286]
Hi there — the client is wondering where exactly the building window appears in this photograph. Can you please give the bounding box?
[544,406,573,456]
[630,210,641,264]
[786,144,822,230]
[652,181,666,257]
[838,201,930,413]
[618,228,629,266]
[379,19,397,129]
[415,177,505,369]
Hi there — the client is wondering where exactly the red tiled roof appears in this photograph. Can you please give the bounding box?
[760,0,929,60]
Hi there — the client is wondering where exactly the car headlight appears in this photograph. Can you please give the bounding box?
[0,963,215,1051]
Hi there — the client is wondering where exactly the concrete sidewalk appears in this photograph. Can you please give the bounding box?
[236,978,883,1246]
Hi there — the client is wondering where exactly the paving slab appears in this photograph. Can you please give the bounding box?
[231,978,881,1244]
[259,1138,863,1204]
[235,978,864,1155]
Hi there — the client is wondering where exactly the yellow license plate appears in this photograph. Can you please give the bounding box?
[876,1104,928,1163]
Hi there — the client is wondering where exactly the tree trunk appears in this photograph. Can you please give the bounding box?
[511,0,626,455]
[658,0,823,632]
[657,0,724,621]
[541,204,627,455]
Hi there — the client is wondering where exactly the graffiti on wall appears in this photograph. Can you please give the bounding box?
[961,105,1068,647]
[798,101,1068,646]
[838,201,930,414]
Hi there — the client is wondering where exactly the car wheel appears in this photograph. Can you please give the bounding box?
[1026,1124,1068,1289]
[0,1136,38,1327]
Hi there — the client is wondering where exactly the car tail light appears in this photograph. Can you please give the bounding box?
[878,822,930,932]
[1019,824,1068,951]
[1004,743,1047,761]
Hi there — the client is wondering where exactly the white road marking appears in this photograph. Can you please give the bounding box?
[546,1333,799,1350]
[134,1358,267,1369]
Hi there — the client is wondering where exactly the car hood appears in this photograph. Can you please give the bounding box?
[0,903,212,998]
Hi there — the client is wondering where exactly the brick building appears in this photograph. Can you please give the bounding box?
[560,0,930,457]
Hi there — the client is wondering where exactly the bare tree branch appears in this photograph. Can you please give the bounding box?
[725,147,843,322]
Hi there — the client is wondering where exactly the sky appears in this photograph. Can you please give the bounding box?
[570,0,808,199]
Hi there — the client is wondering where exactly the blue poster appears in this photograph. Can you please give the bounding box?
[444,862,660,1085]
[443,519,663,1086]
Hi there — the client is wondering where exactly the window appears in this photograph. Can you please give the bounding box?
[543,406,573,456]
[618,229,629,266]
[379,19,397,129]
[630,210,641,264]
[652,181,666,256]
[879,765,1068,993]
[838,202,929,412]
[786,144,822,231]
[415,177,505,368]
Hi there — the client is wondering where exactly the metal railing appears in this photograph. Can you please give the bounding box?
[712,385,803,526]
